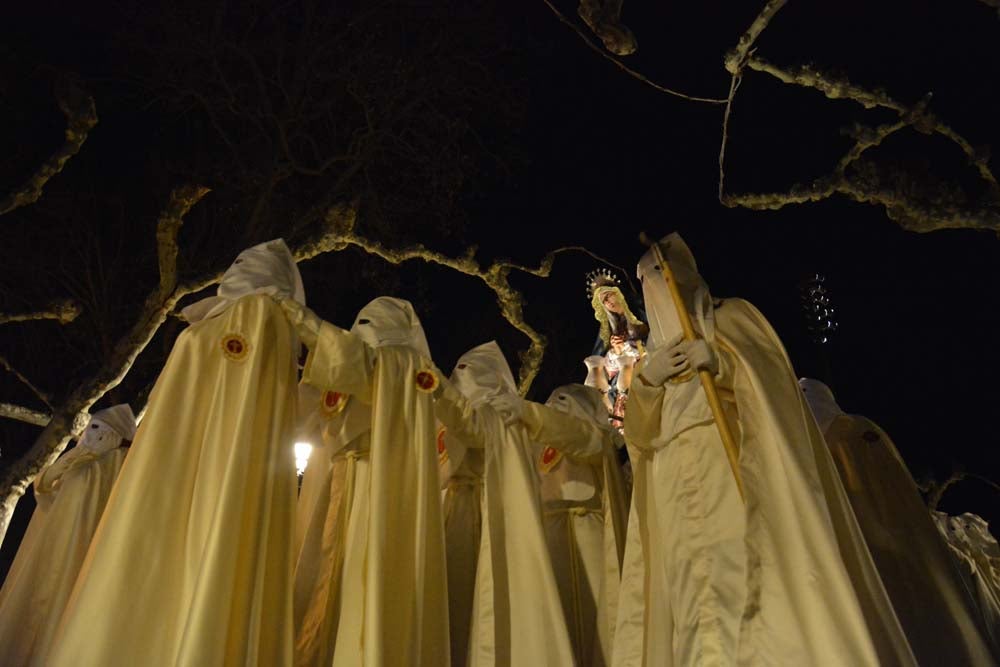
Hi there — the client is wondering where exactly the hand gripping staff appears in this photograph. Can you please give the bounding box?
[639,232,744,501]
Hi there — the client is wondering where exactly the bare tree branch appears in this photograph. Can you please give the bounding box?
[540,0,727,105]
[312,204,611,393]
[742,56,999,192]
[723,170,1000,232]
[715,0,789,201]
[723,0,788,74]
[576,0,638,56]
[718,73,1000,232]
[975,0,1000,15]
[0,299,82,326]
[0,354,52,409]
[0,184,208,544]
[0,82,99,217]
[0,402,51,427]
[717,72,743,202]
[712,1,1000,232]
[924,470,1000,510]
[156,185,212,295]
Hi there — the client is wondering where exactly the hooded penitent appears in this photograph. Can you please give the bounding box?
[534,383,628,667]
[298,295,449,667]
[0,405,136,667]
[616,232,916,667]
[44,240,303,667]
[290,379,371,667]
[433,341,578,666]
[801,378,999,665]
[432,343,509,667]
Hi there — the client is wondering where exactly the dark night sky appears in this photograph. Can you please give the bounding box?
[2,0,999,574]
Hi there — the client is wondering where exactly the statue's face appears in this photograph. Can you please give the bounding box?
[602,291,624,314]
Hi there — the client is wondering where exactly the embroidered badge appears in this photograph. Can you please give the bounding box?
[415,368,439,393]
[437,426,449,465]
[538,446,562,474]
[320,390,349,417]
[221,334,250,362]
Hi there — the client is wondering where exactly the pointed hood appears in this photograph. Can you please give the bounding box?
[78,403,137,454]
[450,341,517,408]
[182,238,305,323]
[636,232,714,350]
[799,377,845,434]
[350,296,431,359]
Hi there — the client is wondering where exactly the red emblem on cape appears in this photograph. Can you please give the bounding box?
[220,334,250,361]
[415,369,439,393]
[320,390,348,416]
[538,446,562,473]
[437,426,449,464]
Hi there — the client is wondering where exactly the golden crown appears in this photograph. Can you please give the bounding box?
[585,268,621,300]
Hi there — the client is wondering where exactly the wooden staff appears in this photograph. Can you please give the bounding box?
[639,232,744,501]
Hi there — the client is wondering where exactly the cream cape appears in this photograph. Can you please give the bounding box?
[933,511,1000,653]
[530,383,628,667]
[432,341,577,666]
[301,315,448,666]
[0,408,133,666]
[617,298,916,667]
[41,294,298,667]
[802,381,999,665]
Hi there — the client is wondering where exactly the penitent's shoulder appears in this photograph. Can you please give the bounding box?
[715,298,778,337]
[231,292,285,313]
[182,293,294,356]
[201,293,286,326]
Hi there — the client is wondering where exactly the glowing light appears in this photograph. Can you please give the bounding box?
[294,441,314,475]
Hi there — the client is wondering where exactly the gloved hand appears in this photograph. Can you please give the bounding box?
[488,393,526,426]
[680,339,718,376]
[638,339,690,386]
[277,297,323,349]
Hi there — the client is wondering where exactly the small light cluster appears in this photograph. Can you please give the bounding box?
[800,273,838,344]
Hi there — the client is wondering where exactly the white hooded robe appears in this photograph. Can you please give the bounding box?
[801,378,999,665]
[432,341,582,666]
[530,383,628,667]
[614,233,916,667]
[299,296,449,667]
[43,239,305,667]
[0,405,136,666]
